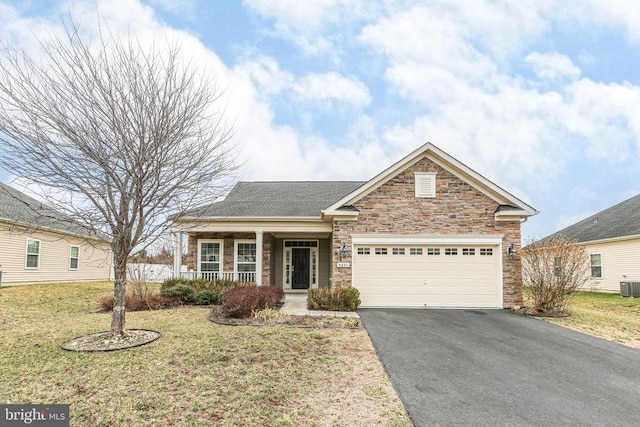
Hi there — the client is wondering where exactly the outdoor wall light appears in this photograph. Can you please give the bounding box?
[506,243,516,258]
[339,244,350,260]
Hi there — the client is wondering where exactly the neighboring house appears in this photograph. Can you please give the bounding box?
[0,183,112,286]
[170,143,538,308]
[545,194,640,292]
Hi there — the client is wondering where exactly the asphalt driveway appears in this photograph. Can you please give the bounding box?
[359,309,640,426]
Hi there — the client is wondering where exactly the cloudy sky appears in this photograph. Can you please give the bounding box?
[1,0,639,241]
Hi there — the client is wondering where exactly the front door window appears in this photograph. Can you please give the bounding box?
[284,240,318,290]
[292,248,310,289]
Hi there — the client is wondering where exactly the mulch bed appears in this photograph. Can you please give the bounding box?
[208,306,362,328]
[61,329,161,352]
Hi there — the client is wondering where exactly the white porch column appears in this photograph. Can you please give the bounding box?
[172,231,183,278]
[255,230,263,286]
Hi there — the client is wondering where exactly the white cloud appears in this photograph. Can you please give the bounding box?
[525,52,581,81]
[242,0,376,56]
[293,72,371,107]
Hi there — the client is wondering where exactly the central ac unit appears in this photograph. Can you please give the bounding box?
[620,282,640,297]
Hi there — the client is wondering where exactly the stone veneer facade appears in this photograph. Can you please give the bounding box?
[330,157,523,308]
[187,232,273,285]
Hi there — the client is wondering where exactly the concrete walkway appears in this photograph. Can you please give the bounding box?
[280,294,359,318]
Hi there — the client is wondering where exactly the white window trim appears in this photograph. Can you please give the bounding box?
[590,253,603,279]
[282,239,319,290]
[234,239,257,274]
[415,172,437,198]
[69,245,80,271]
[197,239,224,274]
[25,238,41,270]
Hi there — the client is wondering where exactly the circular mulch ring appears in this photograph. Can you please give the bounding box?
[61,329,161,352]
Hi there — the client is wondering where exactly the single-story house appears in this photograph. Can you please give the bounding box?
[170,143,538,308]
[0,183,113,286]
[546,194,640,293]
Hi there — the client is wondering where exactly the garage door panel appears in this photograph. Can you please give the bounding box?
[354,243,500,308]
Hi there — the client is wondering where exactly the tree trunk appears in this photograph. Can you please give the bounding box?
[110,261,127,336]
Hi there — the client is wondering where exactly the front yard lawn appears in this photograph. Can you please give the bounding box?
[532,291,640,349]
[0,282,410,426]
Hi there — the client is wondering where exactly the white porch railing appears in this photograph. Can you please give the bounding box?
[177,271,256,283]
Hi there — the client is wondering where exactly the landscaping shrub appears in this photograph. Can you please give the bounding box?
[158,279,254,305]
[307,287,361,311]
[194,290,219,305]
[222,286,284,318]
[99,294,181,312]
[160,283,195,301]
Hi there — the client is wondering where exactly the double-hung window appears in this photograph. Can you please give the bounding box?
[590,254,602,279]
[236,241,257,277]
[69,245,80,270]
[26,238,40,269]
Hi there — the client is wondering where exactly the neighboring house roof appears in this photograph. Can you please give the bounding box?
[0,182,106,241]
[183,181,366,218]
[549,194,640,243]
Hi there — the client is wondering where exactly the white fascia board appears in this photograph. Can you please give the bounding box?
[351,234,504,245]
[172,219,333,234]
[577,234,640,245]
[0,218,110,244]
[495,210,533,221]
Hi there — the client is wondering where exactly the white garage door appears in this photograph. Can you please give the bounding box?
[353,241,501,308]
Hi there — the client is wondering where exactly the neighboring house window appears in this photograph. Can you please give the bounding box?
[427,248,440,255]
[414,172,437,198]
[375,248,388,255]
[392,248,405,255]
[235,241,256,276]
[357,247,370,255]
[69,245,80,270]
[410,248,423,255]
[445,248,458,255]
[25,238,40,269]
[480,248,493,256]
[590,254,602,279]
[462,248,475,255]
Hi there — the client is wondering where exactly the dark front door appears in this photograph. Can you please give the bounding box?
[292,248,310,289]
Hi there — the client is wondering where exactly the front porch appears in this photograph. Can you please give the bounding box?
[172,228,335,292]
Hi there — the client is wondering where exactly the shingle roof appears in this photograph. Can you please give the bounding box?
[184,181,366,218]
[0,182,104,239]
[549,194,640,243]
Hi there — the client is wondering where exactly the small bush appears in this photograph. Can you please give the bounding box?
[222,286,284,318]
[307,287,361,311]
[160,284,195,301]
[194,290,219,305]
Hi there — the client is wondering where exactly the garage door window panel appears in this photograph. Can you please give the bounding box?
[357,247,370,255]
[392,248,405,255]
[445,248,458,255]
[427,248,440,255]
[480,248,493,256]
[375,248,388,255]
[462,248,475,255]
[410,248,423,255]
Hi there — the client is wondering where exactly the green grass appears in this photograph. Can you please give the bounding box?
[535,291,640,348]
[0,282,410,426]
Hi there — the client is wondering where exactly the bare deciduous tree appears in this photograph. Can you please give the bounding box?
[521,235,590,314]
[0,21,236,336]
